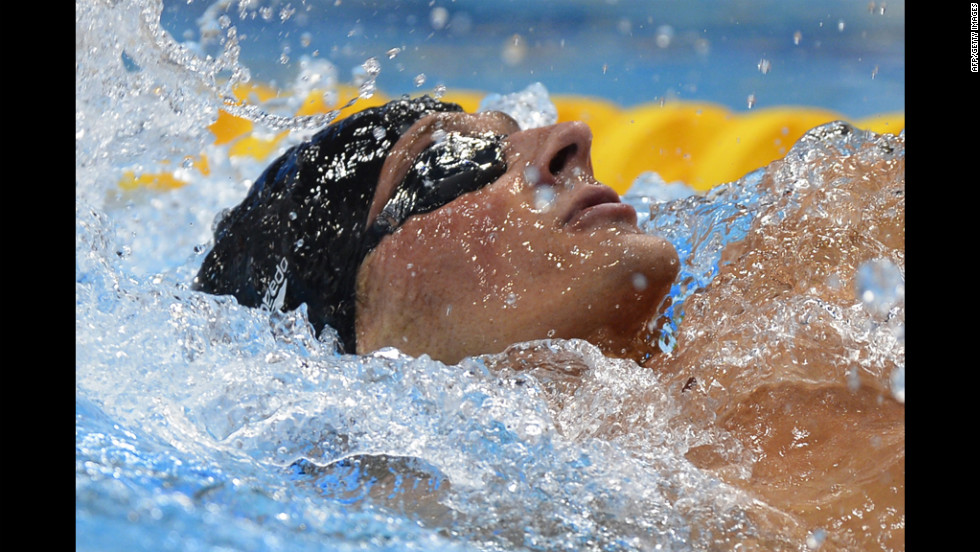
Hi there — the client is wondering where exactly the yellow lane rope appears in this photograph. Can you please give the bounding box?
[120,85,904,194]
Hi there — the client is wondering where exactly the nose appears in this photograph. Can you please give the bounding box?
[506,121,594,188]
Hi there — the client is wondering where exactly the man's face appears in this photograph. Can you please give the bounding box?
[355,111,679,364]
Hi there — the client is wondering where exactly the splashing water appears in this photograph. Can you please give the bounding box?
[479,82,558,130]
[77,2,904,551]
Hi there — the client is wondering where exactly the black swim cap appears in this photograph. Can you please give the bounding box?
[193,95,463,352]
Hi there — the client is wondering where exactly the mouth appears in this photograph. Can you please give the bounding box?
[564,184,638,230]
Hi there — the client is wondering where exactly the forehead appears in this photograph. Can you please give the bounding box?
[367,111,521,225]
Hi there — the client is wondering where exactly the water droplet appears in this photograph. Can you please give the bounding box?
[617,18,632,35]
[524,166,541,186]
[757,58,771,74]
[362,57,381,77]
[631,273,648,291]
[847,365,860,391]
[430,7,449,30]
[856,258,904,317]
[658,329,677,353]
[806,528,827,549]
[655,25,674,48]
[359,80,376,99]
[533,186,555,211]
[288,211,298,221]
[890,364,904,403]
[502,34,527,66]
[413,73,426,87]
[694,38,710,56]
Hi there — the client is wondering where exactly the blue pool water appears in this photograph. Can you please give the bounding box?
[159,0,904,118]
[76,1,904,550]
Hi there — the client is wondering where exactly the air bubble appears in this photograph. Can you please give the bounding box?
[413,73,426,87]
[747,94,756,109]
[434,84,447,99]
[505,292,518,306]
[793,31,802,45]
[288,212,298,221]
[387,47,402,59]
[837,19,845,32]
[757,58,771,74]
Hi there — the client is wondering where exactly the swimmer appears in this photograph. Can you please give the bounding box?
[194,96,903,551]
[194,95,679,364]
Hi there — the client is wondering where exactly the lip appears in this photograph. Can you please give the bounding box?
[564,185,638,230]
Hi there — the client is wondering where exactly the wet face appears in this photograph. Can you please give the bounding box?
[355,111,679,364]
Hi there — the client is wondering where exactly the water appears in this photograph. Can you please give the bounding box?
[156,0,905,118]
[77,1,904,551]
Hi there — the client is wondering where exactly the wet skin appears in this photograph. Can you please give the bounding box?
[355,112,680,364]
